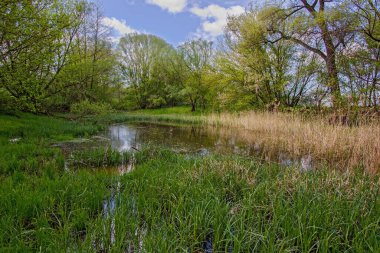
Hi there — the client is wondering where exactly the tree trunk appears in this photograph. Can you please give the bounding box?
[326,55,341,107]
[321,25,341,108]
[191,103,196,112]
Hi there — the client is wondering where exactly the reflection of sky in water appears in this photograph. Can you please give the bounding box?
[109,125,139,152]
[106,123,313,170]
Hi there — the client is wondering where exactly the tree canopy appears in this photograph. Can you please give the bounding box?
[1,0,379,113]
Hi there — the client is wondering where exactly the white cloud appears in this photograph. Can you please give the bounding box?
[146,0,188,13]
[190,4,245,38]
[102,17,138,43]
[102,17,137,35]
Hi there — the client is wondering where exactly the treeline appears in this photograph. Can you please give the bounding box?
[1,0,379,113]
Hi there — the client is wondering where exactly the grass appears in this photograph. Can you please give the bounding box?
[84,149,380,252]
[0,112,379,251]
[87,111,205,126]
[0,113,101,175]
[0,113,117,251]
[0,170,116,251]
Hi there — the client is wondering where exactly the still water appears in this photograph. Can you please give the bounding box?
[110,122,260,156]
[107,122,312,171]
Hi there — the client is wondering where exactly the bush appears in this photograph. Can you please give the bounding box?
[0,88,19,113]
[147,96,167,109]
[70,100,113,116]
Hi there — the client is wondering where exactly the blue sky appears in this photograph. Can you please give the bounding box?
[99,0,251,45]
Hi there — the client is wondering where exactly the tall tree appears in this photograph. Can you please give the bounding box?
[0,0,85,112]
[179,39,213,111]
[119,33,175,109]
[58,1,117,107]
[262,0,356,107]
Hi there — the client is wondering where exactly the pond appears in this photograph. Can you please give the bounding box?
[109,122,258,156]
[55,121,312,172]
[107,122,312,171]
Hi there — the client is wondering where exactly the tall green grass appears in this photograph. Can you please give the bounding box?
[86,149,379,252]
[0,170,116,251]
[1,113,379,252]
[0,113,101,175]
[0,113,101,142]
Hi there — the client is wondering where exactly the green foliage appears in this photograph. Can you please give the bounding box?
[218,9,320,110]
[178,39,213,111]
[70,100,113,116]
[0,88,17,113]
[55,2,120,110]
[119,34,177,109]
[1,0,379,113]
[0,1,119,113]
[0,0,83,112]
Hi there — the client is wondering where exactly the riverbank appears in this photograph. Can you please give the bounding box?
[85,109,380,173]
[0,113,379,251]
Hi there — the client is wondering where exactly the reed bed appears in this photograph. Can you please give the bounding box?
[207,112,380,173]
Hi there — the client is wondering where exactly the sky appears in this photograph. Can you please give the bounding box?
[99,0,251,46]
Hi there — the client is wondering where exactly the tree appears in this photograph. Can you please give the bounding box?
[0,0,85,112]
[56,1,118,109]
[178,39,213,111]
[285,50,320,107]
[352,0,380,43]
[220,10,318,109]
[119,34,175,109]
[262,0,357,107]
[335,0,380,109]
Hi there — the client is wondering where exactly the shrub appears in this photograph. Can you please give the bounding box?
[70,100,113,116]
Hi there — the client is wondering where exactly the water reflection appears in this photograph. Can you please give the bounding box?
[107,122,313,170]
[108,123,253,156]
[109,125,139,152]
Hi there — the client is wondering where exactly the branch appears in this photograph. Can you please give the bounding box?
[301,0,318,17]
[271,30,327,61]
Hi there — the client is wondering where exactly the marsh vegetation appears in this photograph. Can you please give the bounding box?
[0,113,379,251]
[1,0,380,252]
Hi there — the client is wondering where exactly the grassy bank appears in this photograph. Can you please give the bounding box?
[0,113,379,251]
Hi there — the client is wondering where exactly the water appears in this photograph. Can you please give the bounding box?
[57,122,313,170]
[108,123,258,156]
[106,122,313,171]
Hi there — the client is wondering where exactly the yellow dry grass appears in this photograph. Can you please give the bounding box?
[206,111,380,173]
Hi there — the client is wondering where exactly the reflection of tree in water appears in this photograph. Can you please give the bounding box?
[106,123,312,170]
[109,125,139,152]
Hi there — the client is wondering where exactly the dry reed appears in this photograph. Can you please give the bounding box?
[206,111,380,173]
